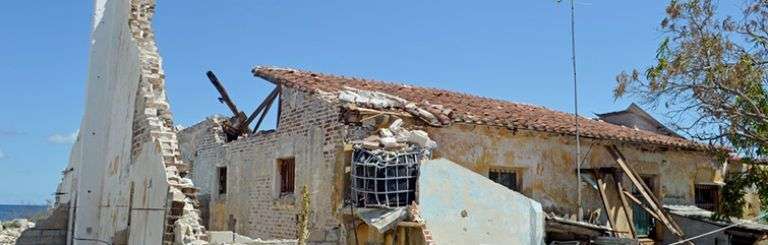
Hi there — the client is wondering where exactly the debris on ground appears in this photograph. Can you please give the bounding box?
[207,231,297,245]
[0,219,35,245]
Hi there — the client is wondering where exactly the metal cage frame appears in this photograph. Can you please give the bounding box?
[350,146,429,208]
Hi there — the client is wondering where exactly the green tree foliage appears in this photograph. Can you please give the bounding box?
[615,0,768,219]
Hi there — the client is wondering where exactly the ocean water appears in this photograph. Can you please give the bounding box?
[0,204,48,221]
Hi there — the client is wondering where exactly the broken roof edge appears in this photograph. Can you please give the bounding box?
[252,66,727,153]
[252,65,552,109]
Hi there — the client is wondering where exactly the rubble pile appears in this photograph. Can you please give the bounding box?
[350,119,437,208]
[166,166,208,245]
[0,219,34,245]
[339,86,452,126]
[358,119,437,152]
[207,230,297,245]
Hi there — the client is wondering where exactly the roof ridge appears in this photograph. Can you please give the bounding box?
[255,66,558,111]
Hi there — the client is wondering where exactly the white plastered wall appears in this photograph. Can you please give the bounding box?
[70,0,175,244]
[72,0,141,242]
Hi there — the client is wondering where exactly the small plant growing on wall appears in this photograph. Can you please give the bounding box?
[297,185,311,245]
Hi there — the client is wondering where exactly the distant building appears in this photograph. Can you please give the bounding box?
[596,103,683,138]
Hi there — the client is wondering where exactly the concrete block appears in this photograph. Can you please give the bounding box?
[419,158,545,244]
[207,231,234,243]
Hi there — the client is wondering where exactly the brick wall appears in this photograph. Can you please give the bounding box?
[180,117,227,197]
[180,87,346,243]
[16,205,69,245]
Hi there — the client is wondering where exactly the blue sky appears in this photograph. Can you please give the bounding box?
[0,1,721,204]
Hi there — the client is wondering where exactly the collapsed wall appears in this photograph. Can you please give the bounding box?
[32,0,207,244]
[179,88,346,242]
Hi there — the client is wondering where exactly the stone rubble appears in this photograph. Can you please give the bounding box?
[358,118,438,152]
[0,219,34,245]
[166,166,208,245]
[338,87,451,126]
[206,231,297,245]
[173,197,207,245]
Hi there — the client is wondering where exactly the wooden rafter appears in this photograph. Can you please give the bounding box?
[206,71,249,139]
[245,87,280,129]
[622,190,663,222]
[206,71,241,116]
[252,87,280,133]
[594,172,617,237]
[613,174,637,239]
[613,145,687,236]
[205,70,282,139]
[605,145,685,239]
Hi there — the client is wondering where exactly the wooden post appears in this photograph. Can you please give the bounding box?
[606,145,684,238]
[614,146,686,236]
[384,230,394,245]
[623,190,663,222]
[244,87,280,129]
[397,227,406,245]
[613,175,637,239]
[253,87,280,133]
[206,71,241,116]
[275,92,283,129]
[594,172,617,236]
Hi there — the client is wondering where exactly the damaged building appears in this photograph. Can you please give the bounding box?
[178,67,768,244]
[20,0,767,244]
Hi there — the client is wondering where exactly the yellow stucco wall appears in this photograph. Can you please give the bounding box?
[426,123,723,219]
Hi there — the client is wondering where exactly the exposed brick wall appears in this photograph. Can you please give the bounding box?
[16,205,70,245]
[126,0,206,243]
[180,117,227,196]
[15,229,67,245]
[180,87,346,243]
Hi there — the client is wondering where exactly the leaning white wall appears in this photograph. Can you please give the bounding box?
[72,0,142,242]
[68,0,205,244]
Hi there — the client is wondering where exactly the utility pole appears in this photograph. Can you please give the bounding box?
[569,0,583,222]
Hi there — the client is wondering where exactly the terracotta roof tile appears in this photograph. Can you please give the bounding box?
[253,66,717,151]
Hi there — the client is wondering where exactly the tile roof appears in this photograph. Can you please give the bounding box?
[253,66,716,151]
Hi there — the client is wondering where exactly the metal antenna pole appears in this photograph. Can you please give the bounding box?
[570,0,583,222]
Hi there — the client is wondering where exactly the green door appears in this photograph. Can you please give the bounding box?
[632,175,656,237]
[632,202,654,236]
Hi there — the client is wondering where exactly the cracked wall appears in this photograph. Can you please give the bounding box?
[427,123,723,238]
[181,87,347,243]
[426,123,723,212]
[48,0,206,244]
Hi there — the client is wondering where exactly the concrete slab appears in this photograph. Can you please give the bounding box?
[419,158,545,244]
[208,231,235,243]
[355,207,408,233]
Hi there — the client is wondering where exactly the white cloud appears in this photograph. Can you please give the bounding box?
[47,131,78,145]
[0,148,6,159]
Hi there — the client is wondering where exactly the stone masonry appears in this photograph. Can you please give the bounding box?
[126,0,206,243]
[181,87,346,243]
